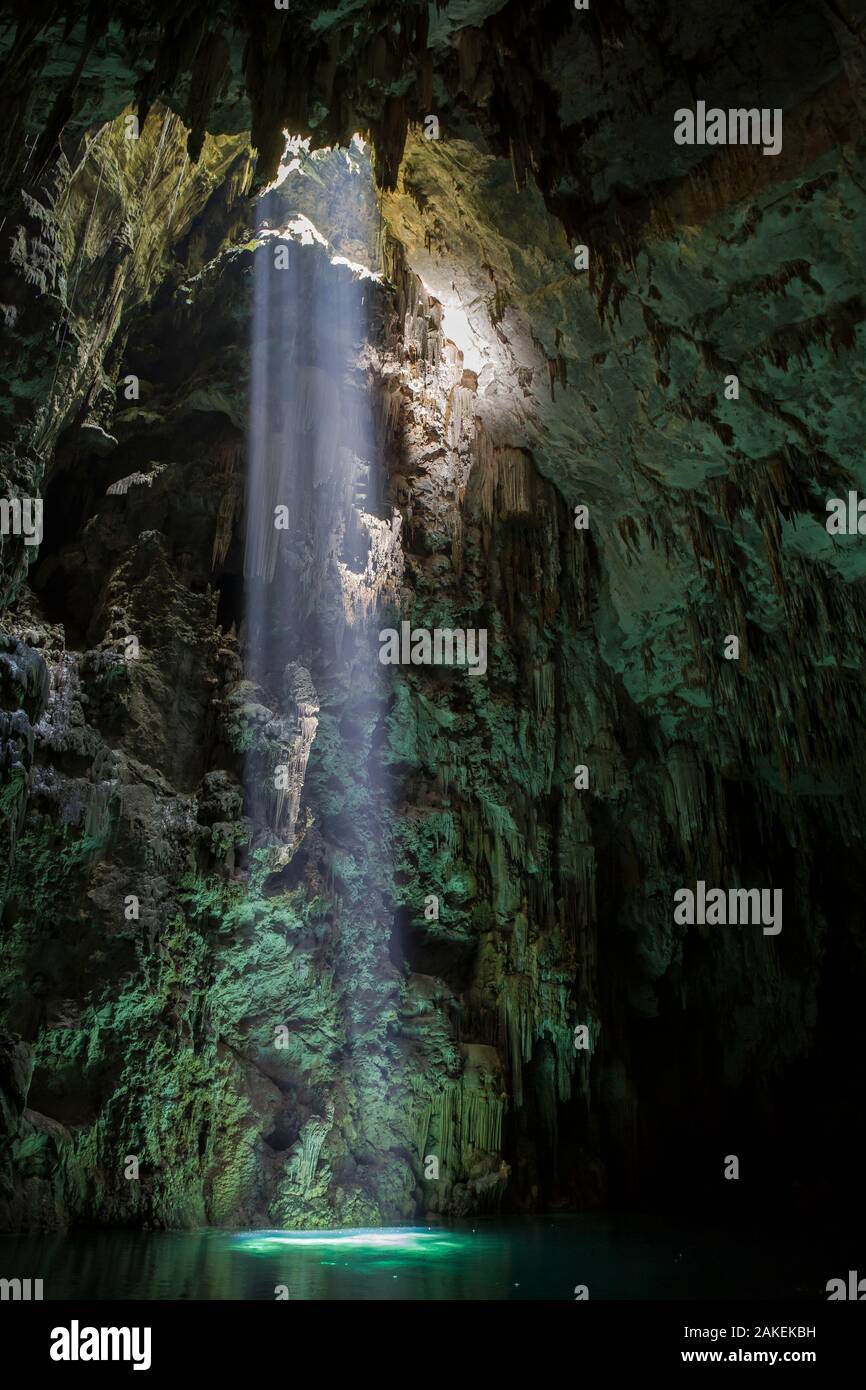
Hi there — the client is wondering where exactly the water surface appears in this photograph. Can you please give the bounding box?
[0,1216,845,1300]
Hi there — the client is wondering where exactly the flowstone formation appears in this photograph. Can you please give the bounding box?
[1,1,865,1233]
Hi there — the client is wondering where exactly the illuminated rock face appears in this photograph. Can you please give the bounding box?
[1,3,865,1232]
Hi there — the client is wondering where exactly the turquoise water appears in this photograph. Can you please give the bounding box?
[0,1217,845,1300]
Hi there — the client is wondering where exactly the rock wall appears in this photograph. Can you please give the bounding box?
[1,2,864,1231]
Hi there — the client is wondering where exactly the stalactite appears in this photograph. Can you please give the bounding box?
[411,1099,432,1163]
[472,425,534,533]
[444,383,474,449]
[83,779,114,841]
[498,974,533,1109]
[427,1046,507,1181]
[211,483,240,569]
[290,1108,333,1193]
[270,665,319,844]
[337,509,404,625]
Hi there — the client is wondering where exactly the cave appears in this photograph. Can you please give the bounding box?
[0,0,865,1328]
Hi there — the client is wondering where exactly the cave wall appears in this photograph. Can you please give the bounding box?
[0,1,865,1230]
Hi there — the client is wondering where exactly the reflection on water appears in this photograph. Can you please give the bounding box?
[0,1217,845,1301]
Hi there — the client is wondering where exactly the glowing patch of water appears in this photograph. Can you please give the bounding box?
[230,1226,469,1256]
